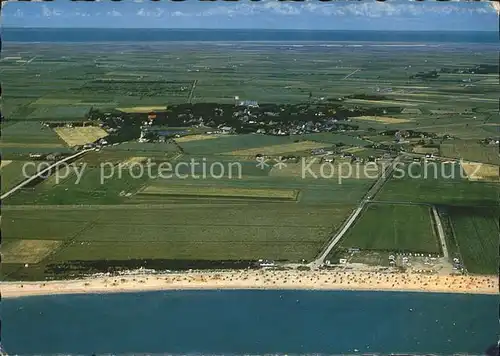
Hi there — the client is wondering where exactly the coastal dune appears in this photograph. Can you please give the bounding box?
[2,270,497,298]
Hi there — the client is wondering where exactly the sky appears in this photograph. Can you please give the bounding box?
[1,0,498,31]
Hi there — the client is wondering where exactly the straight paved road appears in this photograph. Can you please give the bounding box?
[308,155,402,269]
[431,206,449,259]
[1,149,91,201]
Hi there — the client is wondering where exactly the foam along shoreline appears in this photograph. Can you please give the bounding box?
[2,270,498,298]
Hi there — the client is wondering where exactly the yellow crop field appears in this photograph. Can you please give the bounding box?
[355,116,411,124]
[139,185,299,200]
[175,134,220,143]
[2,240,62,264]
[1,160,13,169]
[120,156,148,166]
[225,141,330,156]
[55,126,108,146]
[116,106,167,113]
[461,162,499,182]
[345,99,418,107]
[412,146,439,155]
[342,147,365,153]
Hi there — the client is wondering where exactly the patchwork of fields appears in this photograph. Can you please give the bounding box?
[1,42,498,279]
[2,202,354,280]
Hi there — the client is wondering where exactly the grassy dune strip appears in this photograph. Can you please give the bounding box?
[116,106,167,113]
[224,141,331,156]
[139,185,299,200]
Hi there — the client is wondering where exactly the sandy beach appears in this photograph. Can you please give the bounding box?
[2,270,498,298]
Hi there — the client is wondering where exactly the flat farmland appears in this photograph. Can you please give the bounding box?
[461,162,499,182]
[6,152,375,206]
[1,121,65,147]
[27,106,90,121]
[178,134,292,155]
[376,163,499,206]
[224,141,332,156]
[116,106,168,113]
[353,116,412,124]
[54,126,108,146]
[292,133,371,147]
[3,41,499,280]
[1,203,354,264]
[0,160,46,194]
[339,204,440,253]
[448,207,499,275]
[139,185,299,201]
[269,161,380,180]
[6,166,150,205]
[1,240,63,264]
[2,42,498,114]
[104,142,179,153]
[440,140,500,165]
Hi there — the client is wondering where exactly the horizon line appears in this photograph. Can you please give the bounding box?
[2,27,497,33]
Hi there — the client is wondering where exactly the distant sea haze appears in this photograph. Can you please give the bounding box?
[2,28,499,43]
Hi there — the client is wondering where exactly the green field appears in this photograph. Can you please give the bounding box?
[1,121,66,146]
[178,134,292,155]
[377,163,499,206]
[2,203,354,279]
[440,140,500,165]
[2,41,499,279]
[447,206,499,275]
[339,204,440,253]
[0,160,48,194]
[105,142,179,153]
[139,185,299,201]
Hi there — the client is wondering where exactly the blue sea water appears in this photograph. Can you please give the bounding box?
[2,290,498,355]
[2,28,498,43]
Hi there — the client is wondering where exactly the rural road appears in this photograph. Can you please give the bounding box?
[0,149,92,201]
[342,68,361,80]
[431,206,449,259]
[308,155,402,269]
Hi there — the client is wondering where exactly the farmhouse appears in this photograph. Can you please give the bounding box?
[239,100,259,108]
[220,126,234,134]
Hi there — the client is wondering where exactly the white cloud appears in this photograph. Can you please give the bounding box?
[107,10,122,17]
[130,0,495,21]
[12,9,23,18]
[302,1,492,18]
[75,11,91,17]
[170,11,190,17]
[41,5,63,17]
[263,1,301,16]
[137,7,164,18]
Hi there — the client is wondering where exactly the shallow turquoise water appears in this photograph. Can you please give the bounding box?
[2,290,498,354]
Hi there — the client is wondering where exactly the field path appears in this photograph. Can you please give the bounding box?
[188,79,198,104]
[0,149,92,201]
[343,68,361,80]
[431,206,449,259]
[308,155,402,269]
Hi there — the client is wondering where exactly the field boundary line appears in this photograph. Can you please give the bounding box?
[442,210,466,272]
[308,155,402,268]
[188,79,197,104]
[431,205,449,259]
[0,149,92,201]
